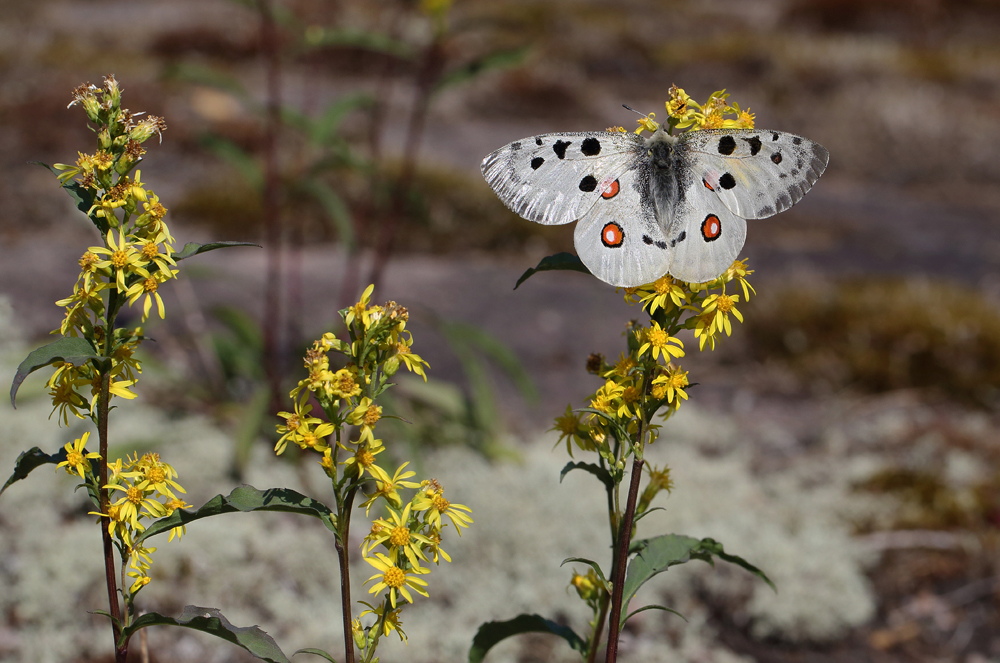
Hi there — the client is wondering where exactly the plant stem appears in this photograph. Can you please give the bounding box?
[257,0,285,413]
[605,444,645,663]
[336,487,359,663]
[97,369,126,662]
[586,592,610,663]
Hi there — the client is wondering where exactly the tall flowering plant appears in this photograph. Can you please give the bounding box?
[274,284,473,663]
[0,76,465,663]
[470,88,775,663]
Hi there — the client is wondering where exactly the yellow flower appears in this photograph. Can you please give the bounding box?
[638,275,687,314]
[345,284,375,328]
[341,439,390,483]
[132,452,185,499]
[590,379,624,418]
[125,267,176,322]
[359,601,408,642]
[605,352,638,380]
[365,504,433,568]
[552,404,591,456]
[295,421,335,454]
[638,321,685,362]
[164,496,193,542]
[702,292,744,337]
[358,462,421,514]
[570,568,604,602]
[617,384,642,419]
[274,398,323,455]
[651,366,689,405]
[392,337,429,381]
[56,432,101,479]
[106,479,167,531]
[412,486,473,534]
[329,367,362,400]
[363,552,430,608]
[90,230,149,293]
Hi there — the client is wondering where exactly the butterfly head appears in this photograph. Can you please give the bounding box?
[645,125,678,169]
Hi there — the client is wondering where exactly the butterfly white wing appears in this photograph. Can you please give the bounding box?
[678,129,829,220]
[573,159,674,287]
[662,174,747,284]
[481,131,645,226]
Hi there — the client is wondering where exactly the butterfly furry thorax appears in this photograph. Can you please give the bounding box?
[482,123,829,287]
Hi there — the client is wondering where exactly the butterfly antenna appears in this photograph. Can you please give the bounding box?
[622,104,651,120]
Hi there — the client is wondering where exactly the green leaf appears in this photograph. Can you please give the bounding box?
[134,485,336,546]
[11,337,100,407]
[31,162,104,233]
[620,535,775,627]
[469,614,587,663]
[1,447,68,496]
[293,648,338,662]
[118,606,288,662]
[173,241,260,262]
[622,604,686,625]
[435,47,530,93]
[311,93,372,145]
[305,28,414,60]
[560,556,609,587]
[514,252,591,290]
[298,179,354,248]
[692,537,776,592]
[559,461,613,492]
[633,507,665,524]
[620,534,701,627]
[201,136,264,188]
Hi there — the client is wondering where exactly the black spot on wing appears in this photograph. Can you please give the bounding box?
[757,204,775,217]
[790,169,799,176]
[779,173,787,179]
[719,173,736,190]
[581,137,601,156]
[655,241,668,249]
[792,137,803,145]
[771,152,783,164]
[553,140,571,159]
[579,175,597,192]
[670,230,687,247]
[743,136,762,156]
[535,137,543,146]
[771,132,779,141]
[796,158,804,169]
[718,135,737,155]
[531,157,544,170]
[642,235,653,245]
[511,142,522,151]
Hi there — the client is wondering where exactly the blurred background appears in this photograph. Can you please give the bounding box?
[1,0,999,661]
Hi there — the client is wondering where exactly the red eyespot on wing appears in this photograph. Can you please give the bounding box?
[601,179,620,199]
[601,222,624,248]
[701,214,721,242]
[702,178,714,191]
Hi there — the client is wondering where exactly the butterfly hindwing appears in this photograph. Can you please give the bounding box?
[678,129,829,220]
[481,131,645,226]
[661,174,747,284]
[573,158,673,287]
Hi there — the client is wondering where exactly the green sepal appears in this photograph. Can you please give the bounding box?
[513,253,591,290]
[560,557,609,588]
[559,461,614,492]
[1,446,68,496]
[30,161,106,233]
[172,241,260,262]
[620,534,775,628]
[11,337,101,407]
[622,604,686,626]
[133,485,337,546]
[469,614,587,663]
[293,648,338,662]
[633,507,665,524]
[113,606,288,662]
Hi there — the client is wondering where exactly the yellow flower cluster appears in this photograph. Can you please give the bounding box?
[62,450,191,596]
[634,85,756,135]
[47,76,178,426]
[276,284,468,649]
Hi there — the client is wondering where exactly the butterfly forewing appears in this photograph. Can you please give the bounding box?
[678,129,829,220]
[481,131,645,226]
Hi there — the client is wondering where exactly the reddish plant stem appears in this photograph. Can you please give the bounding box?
[336,488,358,663]
[258,0,285,412]
[586,592,610,663]
[97,370,126,662]
[605,454,645,663]
[367,39,444,292]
